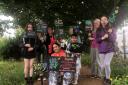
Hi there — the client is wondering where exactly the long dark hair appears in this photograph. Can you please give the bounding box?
[97,16,112,32]
[25,22,35,31]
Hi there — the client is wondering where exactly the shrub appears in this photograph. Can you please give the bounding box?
[112,76,128,85]
[0,28,24,60]
[111,53,128,84]
[111,54,128,78]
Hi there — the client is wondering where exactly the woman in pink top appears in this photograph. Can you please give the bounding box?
[88,19,100,77]
[47,27,56,55]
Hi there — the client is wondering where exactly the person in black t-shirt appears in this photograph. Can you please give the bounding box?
[21,23,37,85]
[66,34,83,85]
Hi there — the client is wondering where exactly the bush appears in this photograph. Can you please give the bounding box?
[111,55,128,78]
[0,37,21,60]
[0,28,24,60]
[111,53,128,84]
[112,76,128,85]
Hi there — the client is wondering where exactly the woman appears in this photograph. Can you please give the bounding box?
[36,32,46,63]
[21,23,37,85]
[96,16,116,84]
[49,42,66,85]
[51,43,66,57]
[88,19,100,77]
[47,27,56,55]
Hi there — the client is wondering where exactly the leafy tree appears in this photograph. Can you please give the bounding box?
[0,0,122,27]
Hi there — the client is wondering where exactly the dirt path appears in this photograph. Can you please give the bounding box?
[34,66,104,85]
[79,65,104,85]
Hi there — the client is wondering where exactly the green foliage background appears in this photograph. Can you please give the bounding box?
[0,28,24,60]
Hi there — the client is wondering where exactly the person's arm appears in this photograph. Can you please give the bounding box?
[28,32,37,52]
[108,29,116,42]
[88,32,94,41]
[66,43,71,53]
[101,34,108,40]
[96,30,103,43]
[88,37,94,40]
[96,29,108,43]
[63,51,66,57]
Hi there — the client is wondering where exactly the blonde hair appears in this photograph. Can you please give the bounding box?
[93,18,100,23]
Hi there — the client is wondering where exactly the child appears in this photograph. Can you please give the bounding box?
[66,34,83,85]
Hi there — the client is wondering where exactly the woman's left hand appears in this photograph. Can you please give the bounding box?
[108,29,112,33]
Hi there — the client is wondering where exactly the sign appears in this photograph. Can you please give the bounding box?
[49,56,60,71]
[48,56,76,72]
[36,20,47,33]
[55,19,63,26]
[59,57,76,72]
[85,20,92,29]
[59,29,64,35]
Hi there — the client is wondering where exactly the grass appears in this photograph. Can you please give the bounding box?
[0,53,90,85]
[81,53,91,66]
[0,61,25,85]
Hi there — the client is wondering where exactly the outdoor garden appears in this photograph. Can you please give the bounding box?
[0,0,128,85]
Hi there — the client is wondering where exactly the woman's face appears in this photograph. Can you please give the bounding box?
[27,24,33,31]
[93,20,100,29]
[48,27,53,35]
[101,16,108,27]
[53,44,60,53]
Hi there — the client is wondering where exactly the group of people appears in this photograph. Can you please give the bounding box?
[20,23,83,85]
[20,15,116,85]
[88,16,116,84]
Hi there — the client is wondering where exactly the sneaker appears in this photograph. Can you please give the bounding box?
[29,77,33,85]
[94,75,101,79]
[103,77,106,81]
[90,74,96,78]
[104,79,111,85]
[106,79,111,84]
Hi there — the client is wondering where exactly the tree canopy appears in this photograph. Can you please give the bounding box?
[0,0,122,27]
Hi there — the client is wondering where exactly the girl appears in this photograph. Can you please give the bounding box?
[21,23,37,85]
[96,16,116,84]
